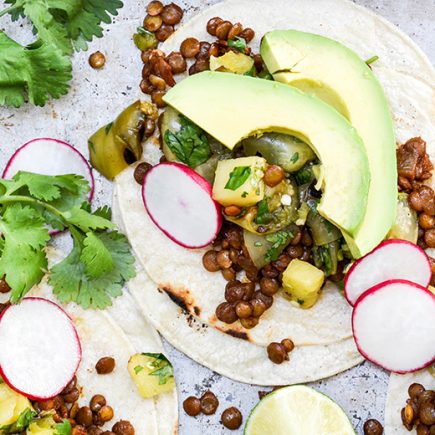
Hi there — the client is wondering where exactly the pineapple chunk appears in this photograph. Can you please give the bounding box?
[0,382,32,427]
[282,259,325,308]
[128,353,175,399]
[212,157,266,207]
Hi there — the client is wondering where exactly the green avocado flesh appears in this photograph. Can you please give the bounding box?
[164,71,370,238]
[261,30,397,257]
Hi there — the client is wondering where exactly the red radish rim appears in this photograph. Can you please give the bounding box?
[0,297,82,400]
[351,279,435,373]
[141,161,222,249]
[344,239,431,306]
[2,138,95,201]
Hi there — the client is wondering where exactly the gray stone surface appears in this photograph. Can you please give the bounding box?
[0,1,433,434]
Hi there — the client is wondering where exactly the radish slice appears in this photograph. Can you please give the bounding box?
[142,162,222,248]
[3,138,95,200]
[0,298,82,400]
[344,239,431,305]
[352,280,435,373]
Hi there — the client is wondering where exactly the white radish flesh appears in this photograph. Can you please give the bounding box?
[344,239,431,305]
[142,162,222,248]
[3,138,94,200]
[352,280,435,373]
[0,298,82,400]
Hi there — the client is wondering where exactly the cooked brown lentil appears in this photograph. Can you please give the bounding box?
[239,27,255,42]
[155,23,174,42]
[151,90,167,108]
[203,250,221,272]
[98,405,114,423]
[215,21,232,40]
[147,1,164,16]
[266,342,288,364]
[227,22,243,41]
[221,267,236,281]
[76,406,93,427]
[143,14,163,32]
[89,52,106,69]
[221,407,243,430]
[197,41,211,60]
[183,396,201,416]
[259,277,279,296]
[166,51,187,74]
[216,301,238,324]
[72,426,88,435]
[95,357,115,374]
[235,301,252,319]
[90,395,107,413]
[88,427,103,435]
[206,17,223,36]
[112,420,135,435]
[363,419,384,435]
[240,316,259,329]
[216,249,232,269]
[140,78,154,95]
[134,162,153,185]
[281,338,295,353]
[161,3,183,25]
[200,391,219,415]
[251,298,267,317]
[180,37,200,58]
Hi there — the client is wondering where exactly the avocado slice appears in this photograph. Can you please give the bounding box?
[164,71,370,238]
[261,30,397,257]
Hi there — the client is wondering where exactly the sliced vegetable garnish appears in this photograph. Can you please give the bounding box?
[344,239,431,306]
[0,298,81,400]
[264,228,294,262]
[352,280,435,373]
[142,162,222,248]
[225,166,251,190]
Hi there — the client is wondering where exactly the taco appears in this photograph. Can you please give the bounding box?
[0,249,178,435]
[108,0,434,386]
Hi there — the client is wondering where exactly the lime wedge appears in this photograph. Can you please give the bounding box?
[244,385,355,435]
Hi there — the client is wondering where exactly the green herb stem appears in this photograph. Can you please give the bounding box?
[0,195,66,221]
[0,5,20,19]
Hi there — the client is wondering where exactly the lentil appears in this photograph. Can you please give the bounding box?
[206,17,223,36]
[259,277,279,296]
[409,383,426,399]
[143,14,163,32]
[235,301,252,319]
[183,396,201,416]
[149,74,166,90]
[227,22,243,41]
[147,1,164,16]
[200,391,219,415]
[112,420,135,435]
[96,357,115,374]
[161,3,183,25]
[281,338,294,353]
[76,406,93,427]
[98,405,114,422]
[202,250,220,272]
[140,78,154,95]
[72,426,88,435]
[215,21,232,40]
[363,419,384,435]
[254,290,273,309]
[197,41,211,60]
[267,342,288,364]
[216,249,232,269]
[134,162,152,185]
[221,267,236,281]
[90,395,107,413]
[89,52,106,69]
[166,51,187,74]
[155,23,174,42]
[216,302,238,323]
[151,90,167,108]
[251,298,267,317]
[180,37,200,58]
[62,387,79,403]
[239,27,255,42]
[224,281,245,302]
[221,407,243,430]
[240,316,259,329]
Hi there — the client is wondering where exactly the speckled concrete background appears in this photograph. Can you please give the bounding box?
[0,0,434,434]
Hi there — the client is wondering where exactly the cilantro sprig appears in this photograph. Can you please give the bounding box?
[142,353,174,385]
[0,0,123,107]
[264,228,294,262]
[0,171,135,308]
[225,166,251,190]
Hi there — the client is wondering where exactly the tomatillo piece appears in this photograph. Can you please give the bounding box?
[0,382,32,427]
[88,100,158,180]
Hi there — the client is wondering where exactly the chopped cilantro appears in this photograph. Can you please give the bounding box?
[56,419,72,435]
[225,166,251,190]
[241,191,248,198]
[264,228,294,262]
[164,116,211,168]
[134,365,144,374]
[228,36,247,52]
[365,55,379,66]
[142,353,174,385]
[254,199,271,225]
[0,171,135,308]
[105,122,113,135]
[297,299,305,305]
[290,152,299,163]
[254,241,263,247]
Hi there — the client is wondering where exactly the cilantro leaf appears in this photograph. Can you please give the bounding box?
[254,199,271,225]
[290,152,299,163]
[50,231,135,309]
[65,206,115,232]
[93,205,112,220]
[0,204,49,301]
[225,166,251,190]
[81,232,114,279]
[0,32,72,107]
[56,419,72,435]
[228,36,247,52]
[142,353,174,385]
[264,228,294,262]
[164,116,211,168]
